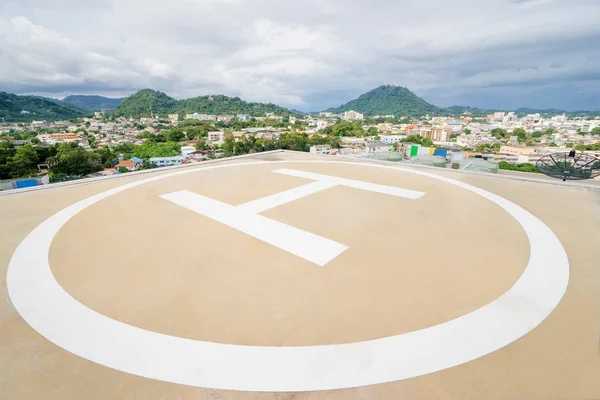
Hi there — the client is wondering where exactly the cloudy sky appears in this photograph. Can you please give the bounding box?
[1,0,599,111]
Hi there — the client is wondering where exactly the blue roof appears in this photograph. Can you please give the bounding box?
[130,157,143,163]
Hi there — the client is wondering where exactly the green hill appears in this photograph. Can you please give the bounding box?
[114,89,177,117]
[325,85,442,117]
[62,95,125,112]
[0,92,88,122]
[115,89,294,117]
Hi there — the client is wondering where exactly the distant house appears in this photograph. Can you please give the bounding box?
[207,131,225,141]
[365,141,390,153]
[188,150,208,160]
[150,156,185,167]
[130,157,143,164]
[116,160,140,172]
[310,145,332,155]
[180,146,196,158]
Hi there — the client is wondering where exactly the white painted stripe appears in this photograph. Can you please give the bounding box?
[7,160,570,392]
[160,190,348,266]
[272,168,425,199]
[236,180,338,214]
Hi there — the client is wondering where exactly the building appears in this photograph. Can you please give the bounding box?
[50,133,79,141]
[149,156,185,167]
[180,146,197,158]
[185,113,217,121]
[317,120,330,130]
[168,114,179,122]
[319,112,334,118]
[115,160,141,172]
[343,110,364,121]
[364,141,389,153]
[309,145,332,155]
[217,115,234,122]
[379,135,404,145]
[581,122,598,133]
[503,112,518,123]
[207,131,225,142]
[420,127,450,142]
[499,146,536,156]
[237,114,250,121]
[493,112,506,121]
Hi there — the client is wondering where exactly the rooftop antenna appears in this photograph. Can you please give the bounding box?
[536,150,600,181]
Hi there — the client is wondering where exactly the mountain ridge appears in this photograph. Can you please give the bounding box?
[62,95,126,112]
[325,85,442,116]
[115,89,295,117]
[322,85,600,117]
[0,92,89,122]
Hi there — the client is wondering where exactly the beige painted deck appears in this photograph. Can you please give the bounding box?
[1,151,599,399]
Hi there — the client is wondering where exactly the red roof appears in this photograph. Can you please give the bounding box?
[116,160,136,167]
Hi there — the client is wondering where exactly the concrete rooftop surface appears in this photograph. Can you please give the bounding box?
[1,151,599,399]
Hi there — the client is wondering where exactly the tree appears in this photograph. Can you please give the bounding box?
[367,127,378,136]
[117,166,129,173]
[11,145,39,177]
[48,143,102,176]
[422,138,433,147]
[512,128,527,143]
[141,161,158,169]
[195,138,209,151]
[463,128,472,135]
[491,128,508,139]
[400,135,424,144]
[591,127,600,135]
[498,162,540,173]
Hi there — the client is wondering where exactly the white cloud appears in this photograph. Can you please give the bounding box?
[0,0,599,110]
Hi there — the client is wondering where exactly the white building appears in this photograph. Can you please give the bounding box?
[180,146,196,158]
[237,114,250,121]
[492,112,505,121]
[503,112,518,123]
[186,113,217,121]
[343,110,364,121]
[378,135,404,144]
[317,120,330,130]
[150,156,185,167]
[309,145,332,155]
[207,131,225,141]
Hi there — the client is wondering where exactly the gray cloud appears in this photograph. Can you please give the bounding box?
[1,0,599,111]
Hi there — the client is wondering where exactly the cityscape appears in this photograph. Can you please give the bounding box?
[1,85,599,190]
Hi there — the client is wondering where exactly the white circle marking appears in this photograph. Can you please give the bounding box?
[7,161,570,391]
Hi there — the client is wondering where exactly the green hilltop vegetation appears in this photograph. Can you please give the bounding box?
[325,85,443,117]
[115,89,294,117]
[61,95,126,112]
[0,92,89,122]
[324,85,600,118]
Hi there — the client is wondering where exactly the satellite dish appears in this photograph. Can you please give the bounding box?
[536,150,600,181]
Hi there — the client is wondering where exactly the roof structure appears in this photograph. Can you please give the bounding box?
[1,150,600,399]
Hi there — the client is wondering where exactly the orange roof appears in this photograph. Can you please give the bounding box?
[116,160,136,167]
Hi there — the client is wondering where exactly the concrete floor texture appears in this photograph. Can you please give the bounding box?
[1,151,599,399]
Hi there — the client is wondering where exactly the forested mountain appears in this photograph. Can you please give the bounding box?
[0,92,88,122]
[114,90,177,117]
[325,85,443,117]
[324,86,600,118]
[61,95,125,112]
[114,89,294,117]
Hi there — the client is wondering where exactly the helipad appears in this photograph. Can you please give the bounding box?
[1,151,600,399]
